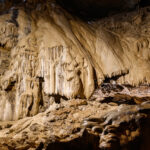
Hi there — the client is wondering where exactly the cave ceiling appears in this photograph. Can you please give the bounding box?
[1,0,150,20]
[57,0,150,20]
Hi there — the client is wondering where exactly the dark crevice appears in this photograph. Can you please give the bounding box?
[36,142,44,150]
[6,8,19,27]
[103,71,128,84]
[93,69,98,89]
[140,0,150,7]
[0,43,6,49]
[38,77,44,106]
[45,130,100,150]
[5,81,16,92]
[27,95,34,113]
[50,94,68,104]
[101,95,137,105]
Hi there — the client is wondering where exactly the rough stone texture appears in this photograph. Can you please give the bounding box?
[0,2,150,121]
[0,98,150,150]
[91,83,150,104]
[0,0,150,149]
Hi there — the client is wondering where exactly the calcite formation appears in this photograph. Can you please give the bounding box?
[0,1,150,121]
[0,0,150,149]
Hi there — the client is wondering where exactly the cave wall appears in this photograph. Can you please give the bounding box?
[0,1,150,121]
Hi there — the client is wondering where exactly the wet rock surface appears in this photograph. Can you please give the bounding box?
[1,2,150,121]
[0,1,150,150]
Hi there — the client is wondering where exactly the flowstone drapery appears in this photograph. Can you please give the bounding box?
[0,1,150,150]
[0,4,150,121]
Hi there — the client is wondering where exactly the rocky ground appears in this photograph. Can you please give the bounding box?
[0,84,150,150]
[0,1,150,150]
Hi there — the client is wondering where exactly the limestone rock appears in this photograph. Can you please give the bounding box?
[0,99,150,149]
[91,83,150,104]
[0,0,150,122]
[0,2,149,121]
[0,1,150,150]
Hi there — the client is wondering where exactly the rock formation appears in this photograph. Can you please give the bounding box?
[0,0,150,149]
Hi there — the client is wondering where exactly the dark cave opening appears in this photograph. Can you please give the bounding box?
[140,0,150,7]
[45,130,100,150]
[1,0,150,21]
[56,0,150,21]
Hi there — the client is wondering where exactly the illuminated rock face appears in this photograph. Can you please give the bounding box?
[1,1,150,150]
[0,2,150,121]
[0,6,95,121]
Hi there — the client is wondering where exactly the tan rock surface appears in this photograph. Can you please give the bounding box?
[0,98,150,150]
[0,2,150,121]
[0,1,150,150]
